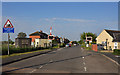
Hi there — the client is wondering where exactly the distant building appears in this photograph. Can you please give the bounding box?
[96,29,120,50]
[15,38,31,48]
[35,39,52,48]
[29,30,48,47]
[29,30,52,47]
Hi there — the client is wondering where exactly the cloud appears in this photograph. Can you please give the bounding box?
[62,18,96,22]
[41,18,96,23]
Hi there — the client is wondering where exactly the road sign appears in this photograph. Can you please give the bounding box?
[4,19,13,28]
[3,19,14,33]
[3,28,14,33]
[3,19,14,55]
[48,35,55,40]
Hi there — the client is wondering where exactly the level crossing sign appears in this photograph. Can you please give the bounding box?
[3,19,14,33]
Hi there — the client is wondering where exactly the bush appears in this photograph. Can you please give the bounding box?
[2,44,49,55]
[113,49,120,55]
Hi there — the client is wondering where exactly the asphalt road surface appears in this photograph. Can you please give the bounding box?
[2,46,119,74]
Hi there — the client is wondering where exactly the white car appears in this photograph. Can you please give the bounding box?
[74,44,77,46]
[65,44,69,47]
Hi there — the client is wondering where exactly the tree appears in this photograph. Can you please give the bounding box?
[9,39,14,45]
[17,32,27,38]
[72,41,78,44]
[80,32,97,44]
[64,38,70,44]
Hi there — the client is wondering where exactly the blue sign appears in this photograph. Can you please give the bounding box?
[3,28,14,33]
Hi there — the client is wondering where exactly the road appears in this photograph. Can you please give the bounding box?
[2,46,119,74]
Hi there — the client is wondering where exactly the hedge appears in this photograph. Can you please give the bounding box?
[113,49,120,55]
[2,45,49,55]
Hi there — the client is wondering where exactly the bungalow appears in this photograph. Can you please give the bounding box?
[96,29,120,50]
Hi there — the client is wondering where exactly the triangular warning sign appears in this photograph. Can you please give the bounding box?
[4,19,13,28]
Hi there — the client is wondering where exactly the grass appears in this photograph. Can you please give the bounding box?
[112,49,120,55]
[80,44,92,50]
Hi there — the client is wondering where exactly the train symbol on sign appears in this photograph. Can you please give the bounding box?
[3,19,14,33]
[4,19,14,28]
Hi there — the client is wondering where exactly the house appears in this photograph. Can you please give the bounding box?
[15,38,31,48]
[96,29,120,50]
[35,39,52,48]
[29,30,51,47]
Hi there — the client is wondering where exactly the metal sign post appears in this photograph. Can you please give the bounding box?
[3,19,14,55]
[8,33,10,55]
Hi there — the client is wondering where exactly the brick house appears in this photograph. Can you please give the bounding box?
[15,38,31,48]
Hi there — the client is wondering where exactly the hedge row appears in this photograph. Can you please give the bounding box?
[113,49,120,55]
[2,47,50,55]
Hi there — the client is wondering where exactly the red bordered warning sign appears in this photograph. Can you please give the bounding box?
[4,19,14,28]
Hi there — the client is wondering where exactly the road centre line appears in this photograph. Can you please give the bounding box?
[84,67,87,71]
[50,60,53,62]
[82,57,85,59]
[39,66,43,69]
[83,62,86,65]
[30,69,37,73]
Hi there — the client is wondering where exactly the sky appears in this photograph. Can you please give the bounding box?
[1,0,120,2]
[2,2,118,41]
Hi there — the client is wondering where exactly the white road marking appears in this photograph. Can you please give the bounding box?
[39,66,43,69]
[101,54,120,66]
[84,67,87,71]
[50,60,53,62]
[115,55,120,57]
[83,62,86,65]
[82,57,85,59]
[45,64,48,65]
[30,69,37,73]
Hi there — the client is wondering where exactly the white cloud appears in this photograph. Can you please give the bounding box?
[42,18,96,23]
[62,18,96,22]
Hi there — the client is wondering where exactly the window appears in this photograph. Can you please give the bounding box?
[114,42,117,46]
[37,42,39,44]
[102,41,106,46]
[115,46,117,49]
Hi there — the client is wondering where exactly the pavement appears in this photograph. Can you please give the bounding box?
[1,46,119,75]
[97,51,120,65]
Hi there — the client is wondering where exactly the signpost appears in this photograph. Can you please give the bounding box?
[3,19,14,55]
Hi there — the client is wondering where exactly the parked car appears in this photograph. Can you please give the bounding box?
[69,43,72,47]
[66,43,72,47]
[65,44,69,47]
[73,44,77,46]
